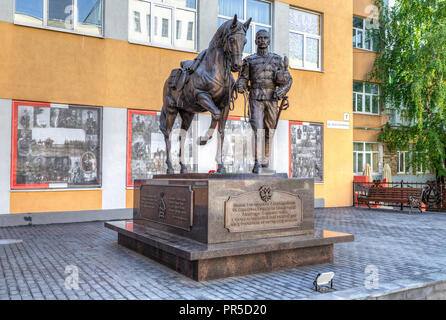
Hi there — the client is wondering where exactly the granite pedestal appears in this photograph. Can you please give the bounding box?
[105,173,354,281]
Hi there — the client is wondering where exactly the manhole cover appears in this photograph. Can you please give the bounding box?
[0,239,23,245]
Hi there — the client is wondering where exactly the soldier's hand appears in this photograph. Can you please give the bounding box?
[275,88,285,100]
[237,84,246,94]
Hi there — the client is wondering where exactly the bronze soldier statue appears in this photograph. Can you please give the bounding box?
[237,29,293,174]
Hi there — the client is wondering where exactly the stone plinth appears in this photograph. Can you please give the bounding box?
[105,220,354,281]
[107,173,354,281]
[132,173,314,244]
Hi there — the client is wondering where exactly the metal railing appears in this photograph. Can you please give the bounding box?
[353,180,446,212]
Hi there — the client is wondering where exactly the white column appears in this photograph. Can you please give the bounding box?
[102,107,127,209]
[198,0,218,51]
[197,113,218,172]
[273,119,290,175]
[0,99,12,214]
[272,1,290,56]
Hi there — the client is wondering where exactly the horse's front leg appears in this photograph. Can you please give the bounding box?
[198,118,218,145]
[196,91,222,120]
[216,105,230,173]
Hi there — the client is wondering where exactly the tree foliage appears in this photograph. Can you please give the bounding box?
[372,0,446,179]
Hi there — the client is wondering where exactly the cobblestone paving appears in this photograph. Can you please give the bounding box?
[1,208,446,300]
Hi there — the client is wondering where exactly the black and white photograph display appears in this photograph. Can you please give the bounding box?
[290,121,323,182]
[128,110,197,185]
[222,118,255,173]
[13,102,102,188]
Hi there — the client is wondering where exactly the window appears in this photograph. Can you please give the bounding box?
[398,150,425,174]
[218,0,272,55]
[14,0,103,36]
[129,0,197,51]
[289,7,322,71]
[161,17,169,38]
[290,121,324,182]
[11,101,102,189]
[354,142,379,174]
[187,21,193,41]
[176,20,182,39]
[134,11,141,32]
[353,16,379,52]
[397,150,409,174]
[353,82,380,115]
[126,110,198,187]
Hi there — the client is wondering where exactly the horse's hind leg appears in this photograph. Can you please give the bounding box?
[178,111,195,174]
[160,105,177,174]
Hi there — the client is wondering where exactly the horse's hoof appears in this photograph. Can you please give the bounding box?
[252,163,261,174]
[217,165,226,173]
[198,136,208,146]
[166,169,174,174]
[180,166,188,174]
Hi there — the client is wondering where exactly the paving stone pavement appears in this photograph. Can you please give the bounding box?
[1,207,446,300]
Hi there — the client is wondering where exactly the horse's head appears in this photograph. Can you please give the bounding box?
[221,15,251,72]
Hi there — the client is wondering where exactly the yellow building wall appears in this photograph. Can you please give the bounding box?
[0,22,195,109]
[354,0,375,18]
[1,0,354,210]
[10,190,102,214]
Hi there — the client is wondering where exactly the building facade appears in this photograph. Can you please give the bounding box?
[0,0,365,216]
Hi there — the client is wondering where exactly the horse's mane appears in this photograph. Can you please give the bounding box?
[208,20,246,49]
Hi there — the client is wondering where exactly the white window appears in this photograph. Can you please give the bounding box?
[218,0,272,55]
[289,7,322,71]
[398,150,426,174]
[397,150,409,174]
[14,0,103,36]
[129,0,197,51]
[354,142,379,174]
[353,16,379,52]
[353,81,380,115]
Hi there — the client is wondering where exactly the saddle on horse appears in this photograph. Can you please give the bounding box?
[167,50,207,93]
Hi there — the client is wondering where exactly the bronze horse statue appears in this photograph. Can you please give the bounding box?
[160,15,251,174]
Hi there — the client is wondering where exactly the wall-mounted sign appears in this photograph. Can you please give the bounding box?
[327,120,350,130]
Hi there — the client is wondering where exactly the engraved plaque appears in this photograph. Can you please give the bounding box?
[225,187,303,233]
[140,184,193,231]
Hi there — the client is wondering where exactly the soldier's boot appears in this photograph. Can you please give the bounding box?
[252,130,263,174]
[252,162,261,174]
[262,131,272,168]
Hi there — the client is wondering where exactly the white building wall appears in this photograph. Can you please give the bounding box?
[102,107,127,209]
[0,99,12,214]
[273,119,290,175]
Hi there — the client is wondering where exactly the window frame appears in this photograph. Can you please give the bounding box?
[353,16,378,52]
[14,0,104,38]
[128,0,198,53]
[288,6,322,72]
[353,142,380,174]
[217,0,273,55]
[353,81,380,115]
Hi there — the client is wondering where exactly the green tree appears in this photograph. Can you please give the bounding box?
[372,0,446,181]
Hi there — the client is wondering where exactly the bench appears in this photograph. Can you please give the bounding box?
[357,186,424,212]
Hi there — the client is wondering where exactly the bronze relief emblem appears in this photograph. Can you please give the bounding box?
[259,185,273,202]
